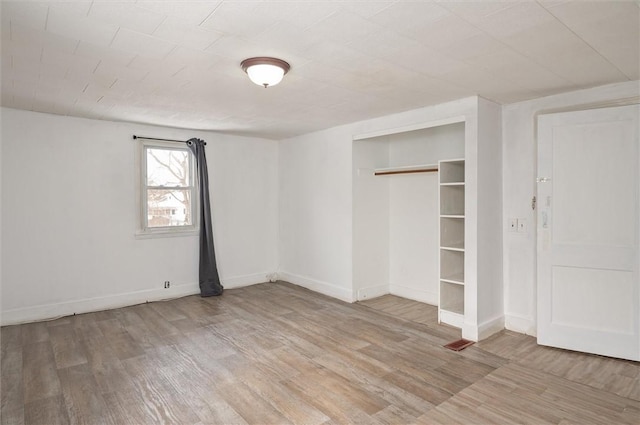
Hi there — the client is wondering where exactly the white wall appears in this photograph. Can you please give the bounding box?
[502,81,640,335]
[352,139,389,301]
[388,173,439,304]
[1,108,278,324]
[476,97,504,337]
[278,125,354,301]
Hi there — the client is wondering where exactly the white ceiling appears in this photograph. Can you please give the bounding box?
[2,1,639,140]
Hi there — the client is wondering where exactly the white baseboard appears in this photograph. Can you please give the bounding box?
[478,315,505,340]
[356,285,389,301]
[1,272,272,326]
[222,272,270,289]
[505,313,537,337]
[278,271,354,303]
[462,315,505,342]
[1,283,199,326]
[389,284,438,306]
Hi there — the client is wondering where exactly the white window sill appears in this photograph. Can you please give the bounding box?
[135,228,199,239]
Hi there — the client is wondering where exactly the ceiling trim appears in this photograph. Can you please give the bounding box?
[352,115,466,141]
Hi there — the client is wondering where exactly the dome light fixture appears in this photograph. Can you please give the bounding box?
[241,57,290,88]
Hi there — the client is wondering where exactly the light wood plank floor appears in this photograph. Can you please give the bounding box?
[2,282,638,424]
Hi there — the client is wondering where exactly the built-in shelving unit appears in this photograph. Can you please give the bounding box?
[439,159,465,328]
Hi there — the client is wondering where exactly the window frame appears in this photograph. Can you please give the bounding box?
[136,139,199,238]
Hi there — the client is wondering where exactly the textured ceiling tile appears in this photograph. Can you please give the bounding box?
[12,80,37,98]
[126,56,186,86]
[8,25,48,48]
[82,83,111,102]
[463,2,556,38]
[205,35,258,59]
[47,6,119,47]
[1,1,49,29]
[34,80,62,99]
[543,0,635,23]
[442,33,508,62]
[2,40,41,64]
[294,61,379,93]
[136,0,222,26]
[164,46,226,70]
[38,67,69,85]
[369,1,450,30]
[263,1,342,28]
[109,79,139,98]
[405,14,483,50]
[12,94,36,111]
[340,1,396,19]
[199,2,276,38]
[306,10,383,44]
[348,28,467,77]
[8,56,41,80]
[110,28,177,59]
[438,1,517,20]
[1,92,14,107]
[249,21,324,55]
[41,50,100,74]
[94,62,149,83]
[42,32,80,56]
[504,20,628,85]
[296,41,369,70]
[152,17,224,50]
[475,51,573,94]
[87,2,166,35]
[47,1,93,17]
[1,0,638,139]
[448,70,538,104]
[74,42,138,69]
[58,75,94,94]
[543,1,640,79]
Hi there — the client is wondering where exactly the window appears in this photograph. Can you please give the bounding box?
[138,140,197,236]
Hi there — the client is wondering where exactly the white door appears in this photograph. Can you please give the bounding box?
[537,104,639,361]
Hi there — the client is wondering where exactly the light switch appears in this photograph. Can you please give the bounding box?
[518,218,527,233]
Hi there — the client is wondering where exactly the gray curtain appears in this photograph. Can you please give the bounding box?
[187,138,223,297]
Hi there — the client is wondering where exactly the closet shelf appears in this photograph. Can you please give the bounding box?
[374,164,438,176]
[441,245,464,252]
[440,274,465,285]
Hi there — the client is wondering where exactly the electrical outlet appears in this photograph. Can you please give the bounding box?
[508,218,518,232]
[164,281,170,289]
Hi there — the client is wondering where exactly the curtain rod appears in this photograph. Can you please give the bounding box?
[132,135,206,145]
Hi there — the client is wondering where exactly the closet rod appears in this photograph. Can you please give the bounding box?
[132,135,206,145]
[375,168,439,176]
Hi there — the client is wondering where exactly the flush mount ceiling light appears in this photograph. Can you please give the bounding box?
[241,57,290,88]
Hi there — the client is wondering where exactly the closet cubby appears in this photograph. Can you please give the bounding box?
[440,281,464,315]
[440,217,464,250]
[439,160,465,184]
[440,249,464,283]
[439,185,465,216]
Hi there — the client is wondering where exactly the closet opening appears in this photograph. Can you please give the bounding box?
[352,120,466,329]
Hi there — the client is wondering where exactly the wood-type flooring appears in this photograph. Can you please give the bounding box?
[1,281,638,424]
